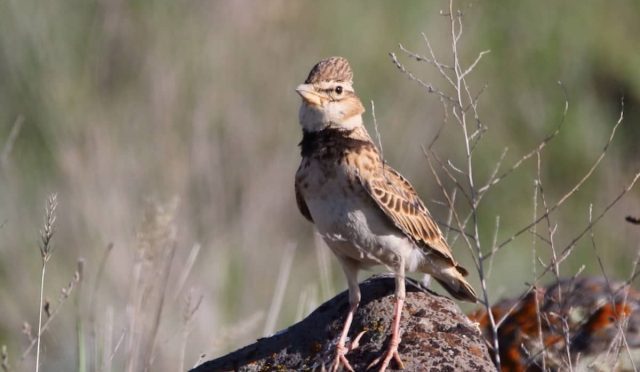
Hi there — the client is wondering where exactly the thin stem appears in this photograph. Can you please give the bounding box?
[491,100,624,257]
[36,262,46,372]
[22,263,82,362]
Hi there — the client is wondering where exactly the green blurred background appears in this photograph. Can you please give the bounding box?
[1,0,639,370]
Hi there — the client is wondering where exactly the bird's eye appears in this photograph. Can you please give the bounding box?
[335,86,343,94]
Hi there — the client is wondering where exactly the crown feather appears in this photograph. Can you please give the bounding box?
[304,56,353,84]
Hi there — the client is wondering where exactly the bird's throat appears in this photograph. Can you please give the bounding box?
[299,127,374,158]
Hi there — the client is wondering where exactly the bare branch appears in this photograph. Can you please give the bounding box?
[370,100,385,162]
[491,100,625,256]
[515,168,640,288]
[460,50,491,80]
[398,43,452,70]
[428,97,451,149]
[421,33,456,88]
[551,169,640,269]
[388,52,455,102]
[423,148,472,207]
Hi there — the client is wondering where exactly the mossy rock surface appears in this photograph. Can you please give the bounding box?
[192,274,496,372]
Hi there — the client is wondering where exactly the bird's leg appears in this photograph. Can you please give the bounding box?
[331,300,358,372]
[368,264,406,371]
[331,258,361,372]
[377,296,405,371]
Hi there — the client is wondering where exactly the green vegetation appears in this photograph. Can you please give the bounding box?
[0,1,638,370]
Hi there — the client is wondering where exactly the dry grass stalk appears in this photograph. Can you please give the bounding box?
[23,260,83,361]
[179,290,203,371]
[35,193,57,372]
[89,243,114,371]
[125,199,179,372]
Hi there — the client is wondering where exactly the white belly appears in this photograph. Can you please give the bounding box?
[302,163,421,271]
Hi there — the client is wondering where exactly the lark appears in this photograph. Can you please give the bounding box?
[294,56,477,372]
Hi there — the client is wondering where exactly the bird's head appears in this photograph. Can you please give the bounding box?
[296,56,365,133]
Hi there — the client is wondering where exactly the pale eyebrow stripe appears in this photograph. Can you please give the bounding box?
[316,81,354,92]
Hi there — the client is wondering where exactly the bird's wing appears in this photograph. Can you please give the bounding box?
[359,161,461,269]
[294,172,313,222]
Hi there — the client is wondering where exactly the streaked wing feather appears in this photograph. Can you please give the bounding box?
[362,164,456,263]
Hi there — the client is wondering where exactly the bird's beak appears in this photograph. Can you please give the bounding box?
[296,84,322,106]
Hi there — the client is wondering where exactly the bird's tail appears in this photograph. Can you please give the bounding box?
[433,265,478,303]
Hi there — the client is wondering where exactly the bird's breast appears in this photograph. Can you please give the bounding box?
[297,156,416,268]
[297,157,367,229]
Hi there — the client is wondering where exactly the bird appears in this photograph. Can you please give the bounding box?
[294,56,477,371]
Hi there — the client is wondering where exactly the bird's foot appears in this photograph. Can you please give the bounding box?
[329,331,366,372]
[366,336,404,372]
[330,344,354,372]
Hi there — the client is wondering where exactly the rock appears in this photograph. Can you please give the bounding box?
[192,274,496,371]
[469,276,640,371]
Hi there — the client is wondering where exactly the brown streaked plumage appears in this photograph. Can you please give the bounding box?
[294,56,476,372]
[364,165,452,258]
[360,164,471,279]
[305,56,353,84]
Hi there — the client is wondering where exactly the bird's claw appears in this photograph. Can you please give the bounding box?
[329,331,366,372]
[349,330,366,351]
[366,339,404,371]
[330,343,354,372]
